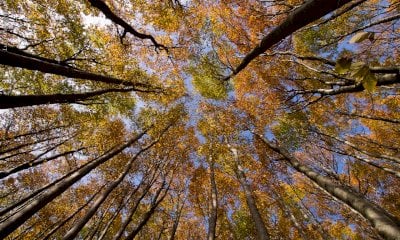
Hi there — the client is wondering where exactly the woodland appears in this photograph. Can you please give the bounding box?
[0,0,399,239]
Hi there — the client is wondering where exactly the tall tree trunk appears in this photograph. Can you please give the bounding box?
[97,180,144,240]
[169,196,186,240]
[0,130,148,238]
[255,133,400,240]
[83,195,117,240]
[229,146,270,240]
[112,166,162,240]
[0,88,137,109]
[0,45,157,90]
[207,156,218,240]
[271,189,308,240]
[124,180,170,240]
[61,139,157,240]
[0,148,83,179]
[40,183,106,240]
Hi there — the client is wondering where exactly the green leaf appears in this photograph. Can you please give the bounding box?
[362,72,377,92]
[334,57,352,74]
[350,62,369,82]
[349,32,374,44]
[349,62,377,92]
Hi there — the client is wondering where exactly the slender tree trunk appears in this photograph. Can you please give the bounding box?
[271,189,308,240]
[207,156,218,240]
[0,148,83,179]
[112,167,162,240]
[229,146,270,240]
[0,130,148,238]
[83,195,118,240]
[97,182,143,240]
[40,184,106,240]
[124,180,170,240]
[169,197,186,240]
[62,140,158,240]
[255,133,400,240]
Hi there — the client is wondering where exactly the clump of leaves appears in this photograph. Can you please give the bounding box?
[189,55,228,100]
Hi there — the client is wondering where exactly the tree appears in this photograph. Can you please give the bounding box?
[1,0,399,239]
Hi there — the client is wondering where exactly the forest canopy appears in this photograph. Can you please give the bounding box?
[1,0,400,239]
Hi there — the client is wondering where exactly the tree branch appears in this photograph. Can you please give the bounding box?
[87,0,167,51]
[225,0,352,80]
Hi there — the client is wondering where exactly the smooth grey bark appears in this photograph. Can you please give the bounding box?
[229,146,270,240]
[207,156,218,240]
[0,130,148,238]
[227,0,352,79]
[271,189,308,240]
[255,133,400,240]
[83,196,117,240]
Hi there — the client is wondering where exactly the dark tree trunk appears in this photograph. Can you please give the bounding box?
[228,0,352,79]
[0,88,136,109]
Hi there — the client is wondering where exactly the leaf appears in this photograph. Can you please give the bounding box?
[334,57,352,74]
[350,62,369,82]
[349,32,374,44]
[362,71,378,92]
[349,62,377,92]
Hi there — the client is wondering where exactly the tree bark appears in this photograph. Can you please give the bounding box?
[40,184,106,240]
[0,148,83,179]
[112,167,161,240]
[255,133,400,240]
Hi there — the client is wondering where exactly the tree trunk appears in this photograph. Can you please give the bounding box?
[40,184,106,240]
[0,88,136,109]
[255,133,400,240]
[207,156,218,240]
[0,130,148,239]
[169,197,186,240]
[0,148,83,179]
[124,180,170,240]
[0,45,157,90]
[112,166,161,240]
[61,140,156,240]
[97,183,142,240]
[230,146,270,240]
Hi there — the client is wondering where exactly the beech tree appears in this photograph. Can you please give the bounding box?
[1,0,399,239]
